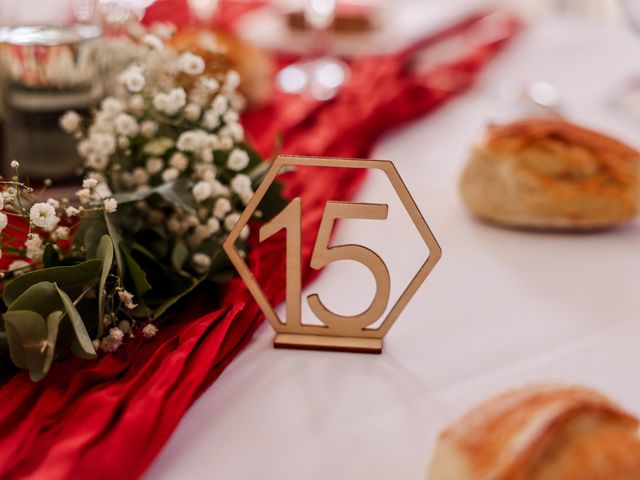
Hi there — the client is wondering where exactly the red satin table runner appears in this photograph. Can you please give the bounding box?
[0,8,518,479]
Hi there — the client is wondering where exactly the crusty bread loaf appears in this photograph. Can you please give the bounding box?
[459,118,640,229]
[427,384,640,480]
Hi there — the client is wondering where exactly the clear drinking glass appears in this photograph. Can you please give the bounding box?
[0,24,103,181]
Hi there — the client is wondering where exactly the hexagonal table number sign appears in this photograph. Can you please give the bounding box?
[223,155,442,354]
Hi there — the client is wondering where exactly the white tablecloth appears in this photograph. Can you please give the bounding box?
[146,19,640,480]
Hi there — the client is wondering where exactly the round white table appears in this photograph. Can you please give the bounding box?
[146,18,640,480]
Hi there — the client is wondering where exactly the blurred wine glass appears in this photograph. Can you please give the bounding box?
[276,0,350,100]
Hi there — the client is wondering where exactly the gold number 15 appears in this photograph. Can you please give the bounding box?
[259,197,390,333]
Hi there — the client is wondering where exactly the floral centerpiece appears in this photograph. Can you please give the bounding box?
[0,24,284,381]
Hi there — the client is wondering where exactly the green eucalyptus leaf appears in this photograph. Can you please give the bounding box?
[113,189,151,205]
[43,311,64,375]
[96,235,114,338]
[122,243,200,318]
[154,179,196,214]
[105,212,125,276]
[121,245,152,297]
[3,310,49,381]
[3,259,102,308]
[76,211,108,259]
[9,282,67,317]
[54,284,95,360]
[3,281,96,380]
[171,240,189,272]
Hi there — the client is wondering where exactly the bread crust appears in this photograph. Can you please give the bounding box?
[459,118,640,229]
[427,384,640,480]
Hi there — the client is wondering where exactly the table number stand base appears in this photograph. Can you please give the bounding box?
[274,333,382,354]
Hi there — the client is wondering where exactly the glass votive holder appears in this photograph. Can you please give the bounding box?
[0,24,103,182]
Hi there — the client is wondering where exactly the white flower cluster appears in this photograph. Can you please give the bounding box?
[0,161,118,277]
[64,29,255,276]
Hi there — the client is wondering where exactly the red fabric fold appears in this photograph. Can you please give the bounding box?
[0,9,518,479]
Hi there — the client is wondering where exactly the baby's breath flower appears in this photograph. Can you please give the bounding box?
[201,77,219,92]
[140,120,157,138]
[101,97,125,114]
[103,198,118,213]
[193,181,212,203]
[191,252,211,273]
[227,149,250,171]
[203,109,220,130]
[101,327,124,352]
[178,52,205,75]
[142,33,164,50]
[83,178,98,189]
[117,136,130,149]
[151,21,176,38]
[210,179,229,197]
[54,226,70,240]
[132,167,150,185]
[114,113,139,136]
[152,92,170,113]
[207,217,220,234]
[196,164,217,181]
[8,259,29,274]
[211,95,228,114]
[10,160,19,169]
[223,70,241,92]
[184,103,201,121]
[169,152,189,171]
[213,197,232,219]
[129,94,145,113]
[176,130,199,152]
[24,234,44,260]
[119,67,146,93]
[65,206,81,217]
[29,203,59,229]
[230,174,252,196]
[117,289,137,309]
[224,110,239,125]
[218,135,233,150]
[59,111,81,133]
[146,157,164,175]
[142,323,158,338]
[192,224,213,243]
[76,188,91,204]
[226,122,245,142]
[240,225,250,240]
[46,197,59,208]
[161,167,179,182]
[154,88,187,116]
